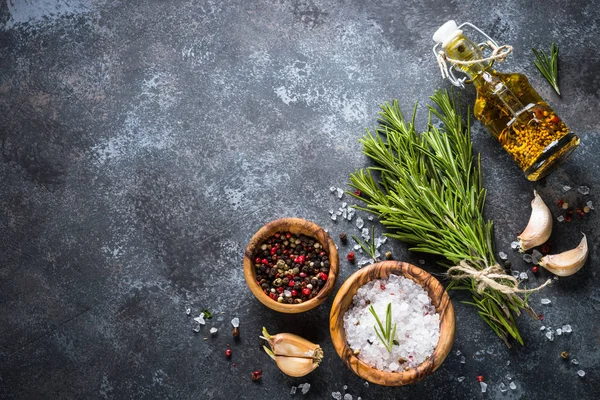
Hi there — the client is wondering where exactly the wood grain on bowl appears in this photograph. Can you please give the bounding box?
[329,261,455,386]
[244,218,339,314]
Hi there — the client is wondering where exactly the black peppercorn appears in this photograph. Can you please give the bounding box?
[339,232,348,244]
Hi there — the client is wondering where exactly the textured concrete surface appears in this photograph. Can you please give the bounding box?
[1,0,599,399]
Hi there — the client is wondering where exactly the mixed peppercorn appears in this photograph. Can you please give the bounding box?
[254,232,330,304]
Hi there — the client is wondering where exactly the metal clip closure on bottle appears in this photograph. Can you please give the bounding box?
[432,21,512,88]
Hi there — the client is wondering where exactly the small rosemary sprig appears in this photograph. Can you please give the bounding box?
[532,43,560,95]
[368,303,396,353]
[352,226,379,260]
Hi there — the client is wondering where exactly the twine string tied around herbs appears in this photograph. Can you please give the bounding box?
[436,40,513,81]
[447,261,551,295]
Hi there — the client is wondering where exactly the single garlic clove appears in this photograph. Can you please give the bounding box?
[261,328,323,377]
[518,190,552,252]
[539,234,588,277]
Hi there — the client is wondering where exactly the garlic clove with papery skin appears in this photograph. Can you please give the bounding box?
[539,234,588,277]
[518,191,552,252]
[260,327,323,377]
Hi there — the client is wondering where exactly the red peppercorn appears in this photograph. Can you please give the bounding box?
[287,281,295,287]
[261,258,269,265]
[565,215,572,222]
[380,284,386,290]
[225,349,232,357]
[539,313,544,321]
[354,189,361,196]
[477,375,485,382]
[319,251,326,257]
[557,199,564,207]
[347,252,355,262]
[531,266,539,273]
[295,255,306,264]
[285,232,291,239]
[299,272,306,278]
[277,287,284,293]
[274,233,280,238]
[302,288,311,296]
[269,293,277,300]
[291,290,297,297]
[255,257,261,263]
[251,369,262,381]
[270,247,277,255]
[319,272,328,281]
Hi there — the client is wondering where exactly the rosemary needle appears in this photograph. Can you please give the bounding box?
[532,42,560,95]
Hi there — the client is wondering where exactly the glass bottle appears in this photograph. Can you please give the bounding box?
[433,21,579,181]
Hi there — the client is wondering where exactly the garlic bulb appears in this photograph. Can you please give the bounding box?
[260,327,323,377]
[518,191,552,252]
[539,234,588,276]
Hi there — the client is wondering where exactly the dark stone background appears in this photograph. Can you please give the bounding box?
[1,1,599,399]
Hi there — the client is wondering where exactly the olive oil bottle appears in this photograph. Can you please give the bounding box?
[433,21,579,181]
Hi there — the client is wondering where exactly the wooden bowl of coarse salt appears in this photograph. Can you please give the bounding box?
[330,261,455,386]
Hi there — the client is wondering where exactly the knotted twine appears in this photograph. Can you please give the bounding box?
[436,40,513,81]
[447,261,551,295]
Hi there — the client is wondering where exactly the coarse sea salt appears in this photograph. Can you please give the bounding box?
[343,274,440,372]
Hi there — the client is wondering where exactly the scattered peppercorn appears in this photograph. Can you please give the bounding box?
[354,189,361,196]
[347,251,355,263]
[565,214,572,222]
[562,202,569,210]
[339,232,348,244]
[557,199,564,207]
[225,348,232,358]
[233,327,240,338]
[251,369,262,381]
[531,266,539,273]
[541,243,550,254]
[385,251,393,260]
[538,313,544,321]
[477,375,485,382]
[561,351,569,359]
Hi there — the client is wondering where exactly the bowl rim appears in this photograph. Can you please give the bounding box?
[243,217,339,314]
[329,260,455,386]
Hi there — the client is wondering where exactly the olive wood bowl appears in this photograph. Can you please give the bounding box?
[244,218,339,314]
[329,261,455,386]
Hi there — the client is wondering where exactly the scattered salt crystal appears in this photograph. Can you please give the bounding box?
[545,331,554,341]
[499,382,508,392]
[358,257,373,267]
[578,186,590,195]
[519,272,529,280]
[336,210,342,215]
[562,324,572,333]
[506,373,512,380]
[457,376,465,382]
[231,317,240,328]
[480,381,488,393]
[330,186,337,193]
[541,298,551,305]
[455,349,462,356]
[368,215,373,220]
[342,202,348,208]
[301,383,311,394]
[332,392,342,400]
[342,209,348,219]
[532,249,543,264]
[389,362,400,371]
[290,386,297,395]
[331,214,337,221]
[498,251,508,260]
[571,358,579,365]
[343,395,352,400]
[185,308,191,315]
[511,270,520,278]
[192,324,201,333]
[509,382,517,390]
[522,253,533,263]
[556,328,562,335]
[460,356,466,364]
[586,200,594,210]
[209,327,218,335]
[194,313,206,325]
[353,244,360,250]
[347,213,354,221]
[506,361,511,366]
[329,209,334,214]
[337,188,344,199]
[343,385,348,390]
[540,326,546,330]
[562,185,571,192]
[361,228,370,241]
[356,217,364,229]
[419,259,425,265]
[557,215,565,222]
[577,370,585,377]
[510,241,519,250]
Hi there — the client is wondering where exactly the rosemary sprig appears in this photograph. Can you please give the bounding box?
[532,43,560,95]
[349,90,536,347]
[368,303,396,352]
[352,226,379,260]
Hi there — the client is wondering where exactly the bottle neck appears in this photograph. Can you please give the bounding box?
[443,33,489,81]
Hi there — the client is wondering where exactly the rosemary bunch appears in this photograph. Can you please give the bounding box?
[532,43,560,95]
[349,90,536,346]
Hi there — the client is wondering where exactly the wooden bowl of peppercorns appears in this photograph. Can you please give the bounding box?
[244,218,339,313]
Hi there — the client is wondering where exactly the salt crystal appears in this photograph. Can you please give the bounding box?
[342,209,348,219]
[480,381,487,393]
[455,349,462,356]
[358,257,373,267]
[192,323,201,333]
[337,188,344,198]
[231,317,240,327]
[457,376,465,382]
[342,202,348,208]
[506,361,511,366]
[586,200,594,210]
[506,373,512,380]
[375,236,387,249]
[332,392,342,400]
[556,328,562,335]
[541,298,551,305]
[545,331,554,341]
[509,382,517,390]
[577,370,585,377]
[336,210,342,215]
[364,381,369,387]
[330,186,337,193]
[562,324,572,333]
[301,383,311,394]
[343,395,352,400]
[353,244,360,250]
[361,228,370,241]
[329,209,334,214]
[498,251,508,260]
[532,249,543,264]
[347,213,354,221]
[356,217,364,229]
[194,313,206,325]
[578,186,590,195]
[540,326,546,330]
[522,253,533,263]
[210,327,218,334]
[499,382,508,392]
[519,272,529,280]
[510,241,519,250]
[343,385,348,390]
[571,358,579,365]
[368,215,373,220]
[511,270,520,278]
[389,362,400,371]
[460,356,466,364]
[557,215,565,222]
[185,308,191,315]
[562,185,571,192]
[331,214,337,221]
[290,386,297,395]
